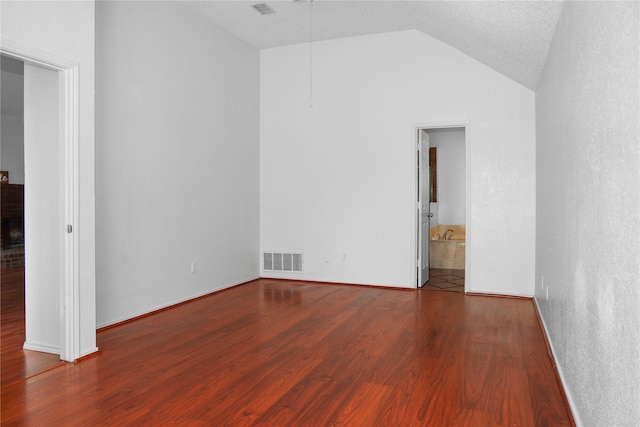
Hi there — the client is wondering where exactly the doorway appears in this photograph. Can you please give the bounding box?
[415,126,467,291]
[1,44,80,364]
[1,54,68,380]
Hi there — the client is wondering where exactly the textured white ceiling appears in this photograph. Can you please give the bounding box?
[183,0,564,90]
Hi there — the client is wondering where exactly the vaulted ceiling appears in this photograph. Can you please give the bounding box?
[184,1,565,90]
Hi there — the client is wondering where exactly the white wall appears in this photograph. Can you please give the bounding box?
[1,0,96,357]
[23,63,61,353]
[1,56,24,184]
[536,2,640,425]
[95,1,260,326]
[261,30,536,295]
[427,128,465,225]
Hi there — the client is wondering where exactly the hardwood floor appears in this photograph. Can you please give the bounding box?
[1,279,573,426]
[1,267,65,387]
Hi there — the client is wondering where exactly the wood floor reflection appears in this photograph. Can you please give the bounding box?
[1,267,65,388]
[1,278,573,425]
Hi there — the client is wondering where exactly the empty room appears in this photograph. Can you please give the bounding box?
[1,1,638,425]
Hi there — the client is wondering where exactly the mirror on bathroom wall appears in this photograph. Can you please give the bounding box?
[429,147,437,202]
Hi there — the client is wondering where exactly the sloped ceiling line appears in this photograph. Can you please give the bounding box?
[183,1,564,90]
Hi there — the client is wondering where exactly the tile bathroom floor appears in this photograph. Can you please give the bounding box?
[423,268,465,292]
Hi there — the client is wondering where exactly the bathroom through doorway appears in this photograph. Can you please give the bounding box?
[416,126,466,292]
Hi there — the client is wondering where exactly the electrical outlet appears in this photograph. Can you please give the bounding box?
[190,260,197,274]
[341,253,348,263]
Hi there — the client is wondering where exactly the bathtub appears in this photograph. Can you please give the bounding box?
[430,225,465,270]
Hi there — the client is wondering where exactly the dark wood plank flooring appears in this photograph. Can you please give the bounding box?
[1,278,573,425]
[1,267,65,387]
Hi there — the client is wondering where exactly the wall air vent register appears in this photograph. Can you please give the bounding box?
[263,252,303,272]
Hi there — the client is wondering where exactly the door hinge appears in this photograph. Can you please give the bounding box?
[67,224,73,233]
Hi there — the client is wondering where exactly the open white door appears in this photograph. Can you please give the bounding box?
[23,63,62,355]
[417,130,431,287]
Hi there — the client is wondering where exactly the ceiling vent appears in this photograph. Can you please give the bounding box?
[252,3,276,15]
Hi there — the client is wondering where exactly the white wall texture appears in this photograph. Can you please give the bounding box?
[1,57,24,184]
[535,2,640,425]
[1,0,97,357]
[95,1,260,327]
[427,128,466,226]
[261,30,536,294]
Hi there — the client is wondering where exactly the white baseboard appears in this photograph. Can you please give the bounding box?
[79,347,100,359]
[533,297,582,426]
[23,341,60,355]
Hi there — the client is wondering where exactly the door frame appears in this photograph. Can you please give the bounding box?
[1,39,80,362]
[412,121,470,291]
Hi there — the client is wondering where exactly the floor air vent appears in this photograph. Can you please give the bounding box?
[263,252,303,272]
